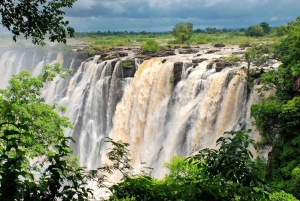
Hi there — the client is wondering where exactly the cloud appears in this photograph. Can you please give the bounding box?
[65,0,300,31]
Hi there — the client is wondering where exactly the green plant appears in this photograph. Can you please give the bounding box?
[0,0,76,45]
[173,22,193,43]
[109,130,272,201]
[141,39,160,54]
[0,64,100,200]
[169,76,175,83]
[122,60,135,69]
[89,48,96,56]
[251,16,300,199]
[224,54,240,66]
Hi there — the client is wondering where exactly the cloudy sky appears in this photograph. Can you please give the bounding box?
[65,0,299,32]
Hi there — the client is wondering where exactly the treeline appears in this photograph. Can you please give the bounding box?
[75,22,287,37]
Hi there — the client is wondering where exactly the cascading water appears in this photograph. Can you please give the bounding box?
[0,47,261,180]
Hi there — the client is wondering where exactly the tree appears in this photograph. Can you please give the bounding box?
[260,22,271,34]
[173,22,193,43]
[244,43,270,93]
[251,16,300,198]
[108,130,271,201]
[141,39,160,54]
[0,0,76,45]
[276,25,287,36]
[0,64,100,200]
[246,25,265,37]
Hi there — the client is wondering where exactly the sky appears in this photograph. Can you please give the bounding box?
[63,0,300,32]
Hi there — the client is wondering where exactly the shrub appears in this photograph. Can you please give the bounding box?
[141,39,160,53]
[122,60,135,68]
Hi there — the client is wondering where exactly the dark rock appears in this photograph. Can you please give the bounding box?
[173,62,183,83]
[216,60,225,67]
[178,48,199,54]
[214,43,225,48]
[192,58,208,63]
[118,52,128,57]
[207,62,214,70]
[216,61,226,72]
[206,49,220,54]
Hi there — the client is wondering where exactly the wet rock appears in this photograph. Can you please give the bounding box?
[173,62,183,83]
[216,60,226,72]
[206,49,220,54]
[118,52,128,57]
[192,58,208,63]
[207,62,214,70]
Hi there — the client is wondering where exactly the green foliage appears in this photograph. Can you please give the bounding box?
[246,25,265,37]
[243,43,271,93]
[108,130,271,201]
[0,64,99,200]
[141,39,160,53]
[251,16,300,199]
[224,54,240,66]
[173,22,194,43]
[0,0,76,45]
[270,191,299,201]
[169,76,175,83]
[122,60,135,69]
[260,22,271,34]
[276,26,288,36]
[88,48,97,56]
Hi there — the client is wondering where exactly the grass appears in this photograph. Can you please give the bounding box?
[74,31,281,50]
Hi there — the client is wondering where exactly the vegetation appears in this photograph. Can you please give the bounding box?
[251,16,300,198]
[172,22,194,43]
[246,22,271,37]
[122,60,135,69]
[108,130,292,201]
[0,0,76,45]
[0,64,104,200]
[141,39,160,54]
[169,76,175,83]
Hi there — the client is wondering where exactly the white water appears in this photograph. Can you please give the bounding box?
[0,49,260,180]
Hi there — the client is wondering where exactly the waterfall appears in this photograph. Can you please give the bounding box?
[0,49,261,179]
[109,58,248,178]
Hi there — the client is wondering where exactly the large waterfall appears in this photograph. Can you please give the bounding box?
[0,47,260,179]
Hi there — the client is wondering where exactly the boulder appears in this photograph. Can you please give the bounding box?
[214,43,225,48]
[206,49,220,54]
[192,58,208,63]
[216,60,226,72]
[118,52,129,57]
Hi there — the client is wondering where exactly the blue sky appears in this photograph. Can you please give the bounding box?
[64,0,300,32]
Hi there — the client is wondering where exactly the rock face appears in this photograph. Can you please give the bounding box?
[215,60,226,72]
[173,62,183,84]
[122,59,136,78]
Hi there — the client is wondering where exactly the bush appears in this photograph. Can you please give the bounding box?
[141,39,160,53]
[122,60,135,68]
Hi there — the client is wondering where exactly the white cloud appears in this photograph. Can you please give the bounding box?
[270,17,278,21]
[73,0,97,9]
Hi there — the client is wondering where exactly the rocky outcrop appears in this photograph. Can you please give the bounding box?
[215,60,226,72]
[192,58,208,64]
[178,48,199,54]
[173,62,183,84]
